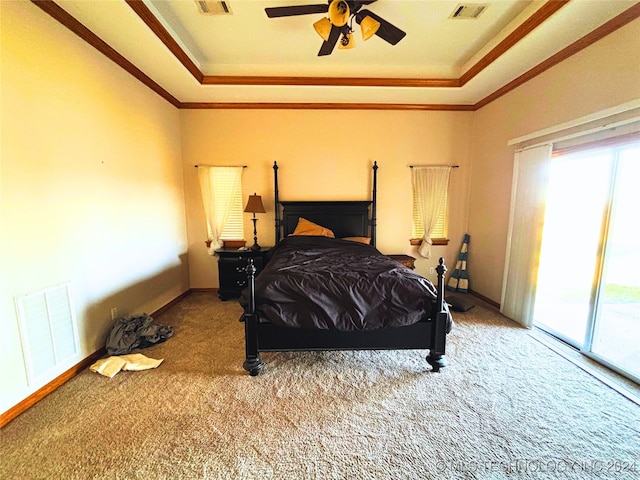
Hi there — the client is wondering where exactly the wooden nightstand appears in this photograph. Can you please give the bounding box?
[215,247,271,300]
[387,254,416,270]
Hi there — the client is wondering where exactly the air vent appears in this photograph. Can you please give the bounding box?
[195,0,232,15]
[15,283,79,385]
[450,3,488,19]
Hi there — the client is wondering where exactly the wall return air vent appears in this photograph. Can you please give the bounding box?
[195,0,232,15]
[450,3,488,19]
[14,283,79,385]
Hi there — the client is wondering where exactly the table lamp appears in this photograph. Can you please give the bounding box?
[244,193,266,251]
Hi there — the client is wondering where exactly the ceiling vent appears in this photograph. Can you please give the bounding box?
[195,0,232,15]
[450,3,488,19]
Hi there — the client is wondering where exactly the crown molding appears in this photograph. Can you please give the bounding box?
[30,0,640,111]
[179,102,476,111]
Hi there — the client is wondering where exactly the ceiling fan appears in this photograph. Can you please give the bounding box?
[265,0,406,56]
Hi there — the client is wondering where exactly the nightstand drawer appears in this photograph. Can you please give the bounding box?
[219,257,263,290]
[215,248,271,300]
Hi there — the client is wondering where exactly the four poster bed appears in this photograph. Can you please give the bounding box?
[239,161,452,376]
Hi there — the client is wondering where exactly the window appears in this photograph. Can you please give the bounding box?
[534,140,640,383]
[502,108,640,329]
[212,169,243,240]
[411,166,452,252]
[197,166,244,251]
[412,190,447,239]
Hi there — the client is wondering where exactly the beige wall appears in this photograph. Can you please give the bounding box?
[181,109,474,287]
[469,18,640,303]
[1,2,189,412]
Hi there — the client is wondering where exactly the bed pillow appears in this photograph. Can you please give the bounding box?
[342,236,371,245]
[292,217,335,238]
[446,294,475,312]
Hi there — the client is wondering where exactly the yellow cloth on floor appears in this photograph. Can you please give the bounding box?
[90,354,164,378]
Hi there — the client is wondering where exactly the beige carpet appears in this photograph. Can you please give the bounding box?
[1,293,638,479]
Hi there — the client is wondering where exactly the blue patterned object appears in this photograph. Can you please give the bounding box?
[447,234,470,293]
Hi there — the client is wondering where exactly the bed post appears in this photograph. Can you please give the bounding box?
[371,161,378,248]
[426,257,448,372]
[274,161,281,244]
[242,259,264,376]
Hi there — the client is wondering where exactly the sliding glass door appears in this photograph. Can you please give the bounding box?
[589,146,640,379]
[533,141,639,383]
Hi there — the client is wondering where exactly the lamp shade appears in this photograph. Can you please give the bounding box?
[360,15,380,41]
[313,17,332,41]
[338,32,355,50]
[244,194,266,214]
[328,0,350,27]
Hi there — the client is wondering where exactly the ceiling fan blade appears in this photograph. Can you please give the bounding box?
[356,9,406,45]
[265,4,328,18]
[352,0,378,11]
[318,24,341,56]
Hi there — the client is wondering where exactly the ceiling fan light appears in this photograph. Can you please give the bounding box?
[313,17,332,41]
[328,0,350,27]
[360,16,380,41]
[338,32,355,50]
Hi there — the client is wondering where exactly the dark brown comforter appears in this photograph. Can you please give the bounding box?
[240,236,452,332]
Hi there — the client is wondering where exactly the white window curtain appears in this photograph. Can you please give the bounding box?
[411,166,451,258]
[500,144,553,327]
[197,166,243,255]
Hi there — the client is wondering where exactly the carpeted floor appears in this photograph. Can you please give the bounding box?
[1,293,638,479]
